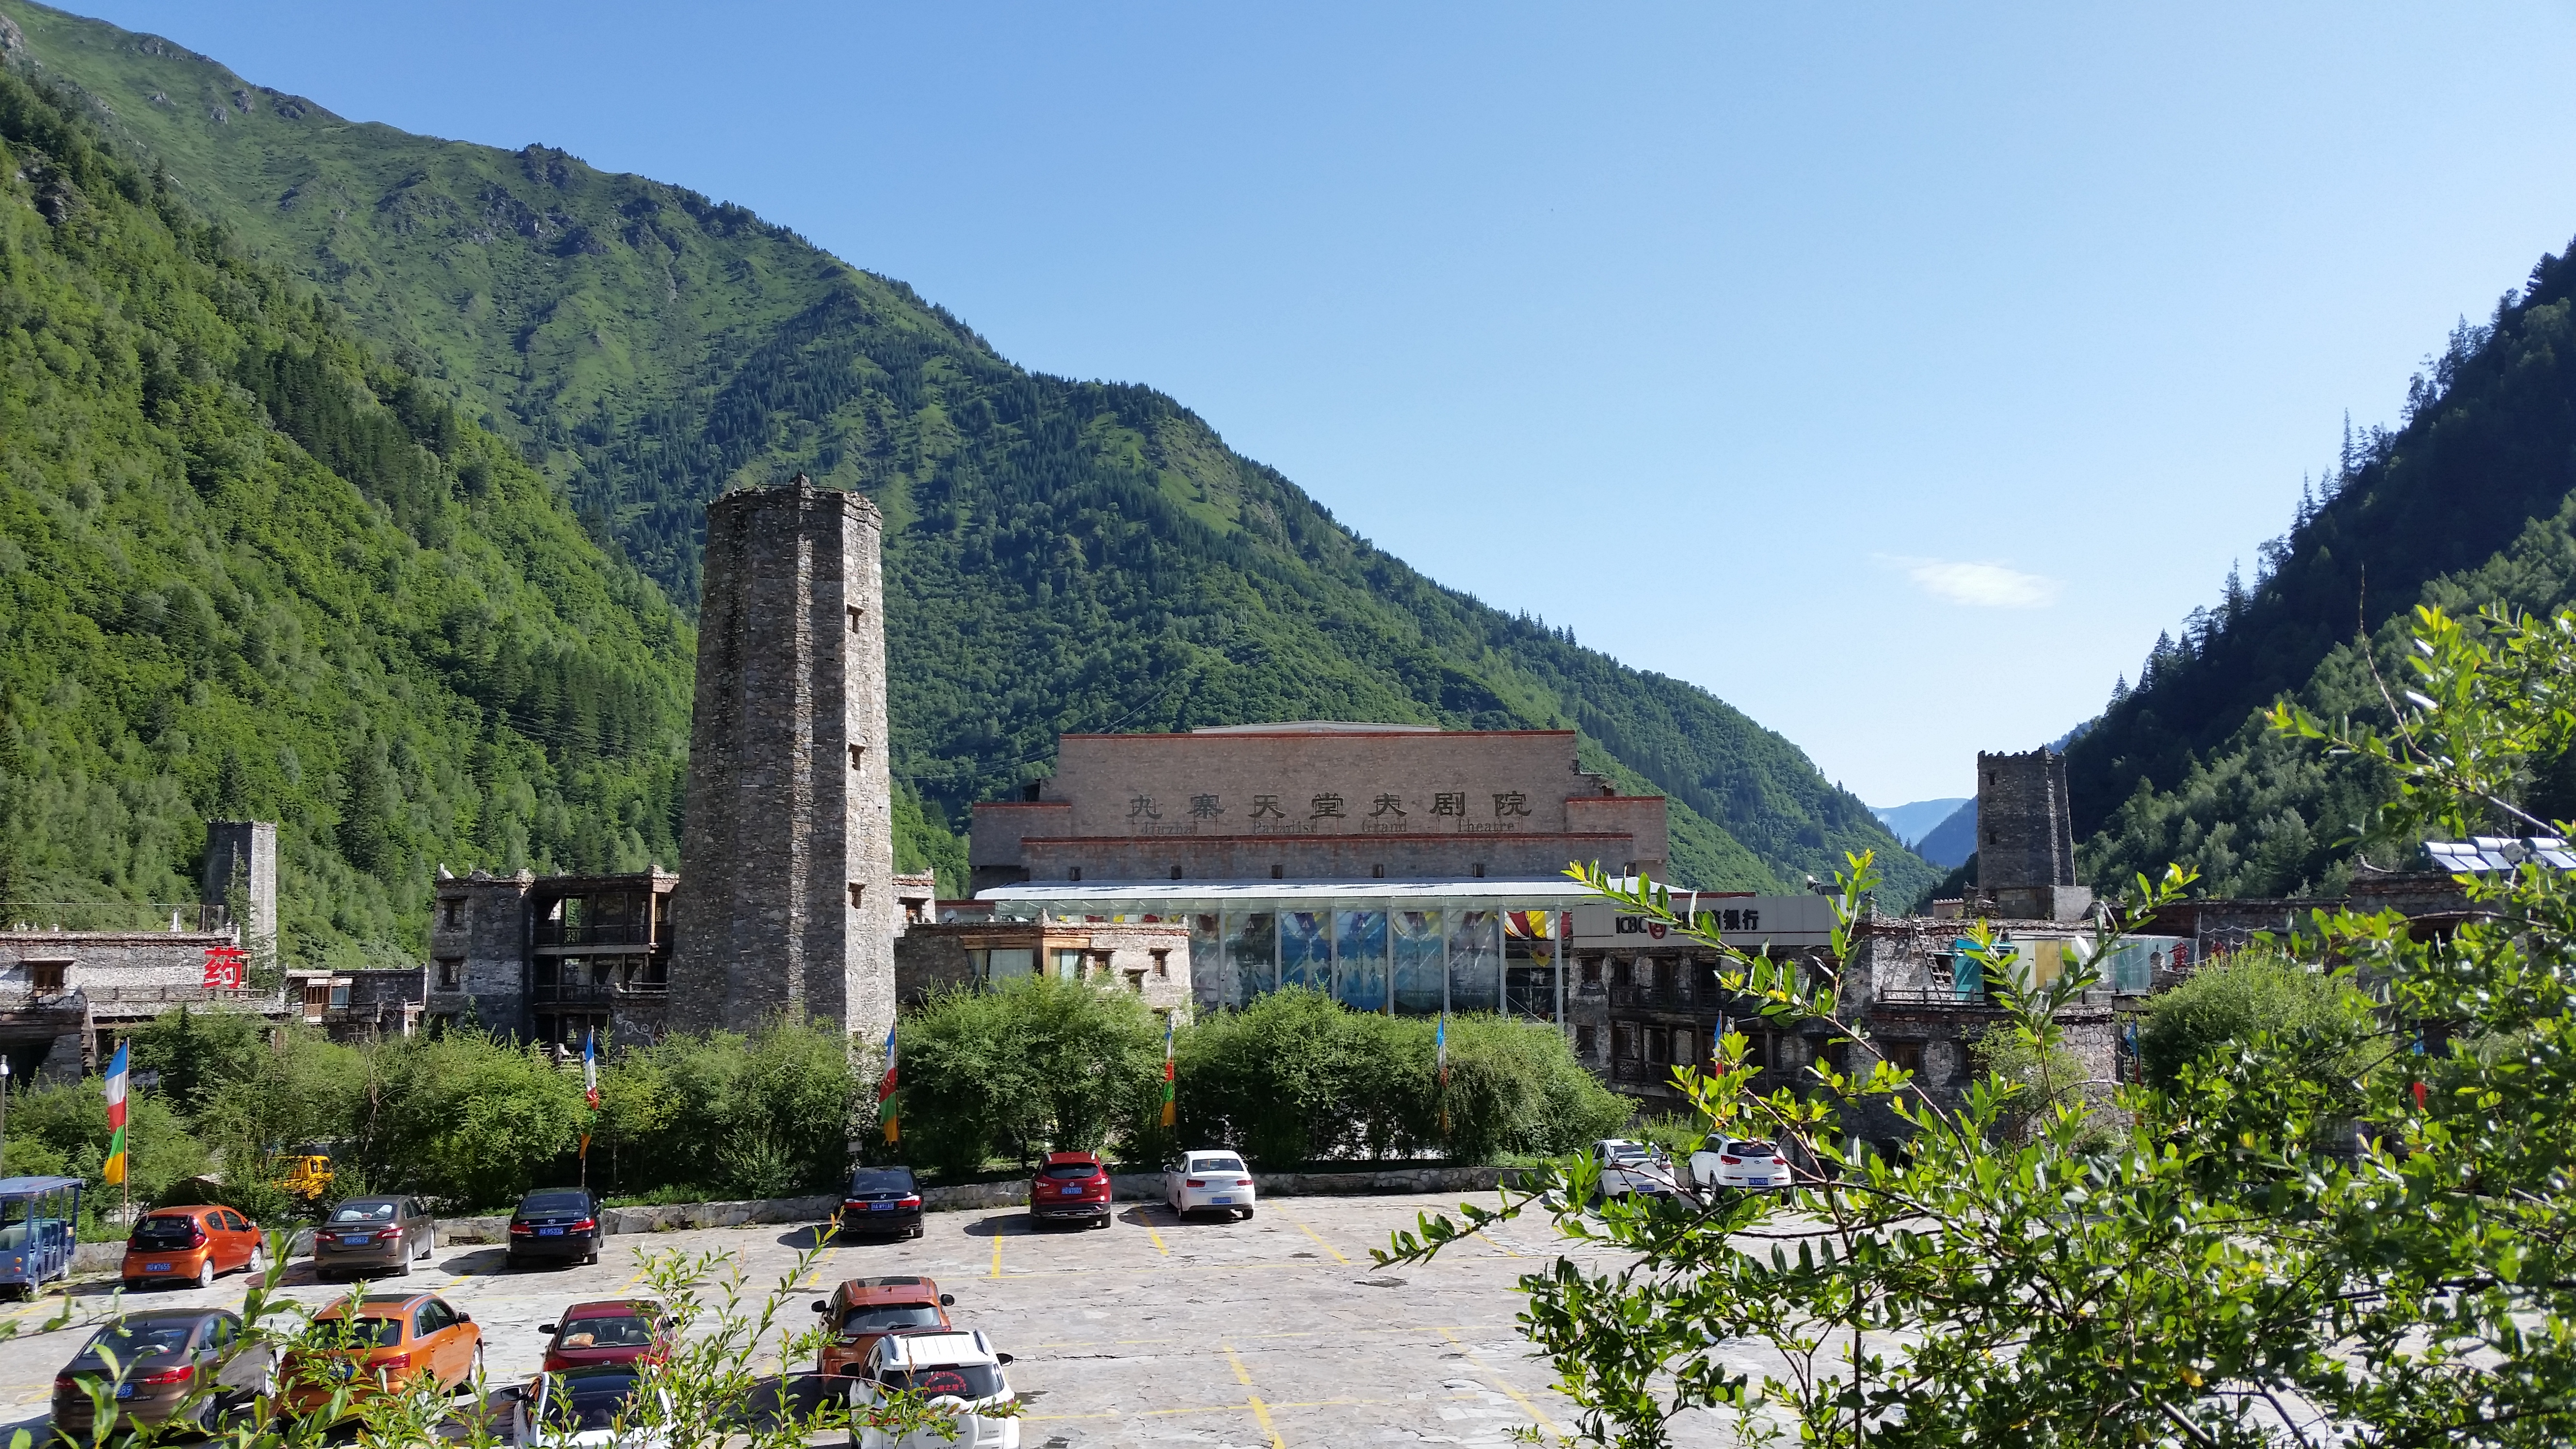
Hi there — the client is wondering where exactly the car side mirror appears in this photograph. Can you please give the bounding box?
[938,1294,954,1306]
[455,1313,471,1325]
[996,1352,1014,1365]
[538,1324,557,1336]
[810,1300,828,1313]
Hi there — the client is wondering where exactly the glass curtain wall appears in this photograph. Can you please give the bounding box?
[1333,910,1389,1012]
[1280,912,1333,994]
[1391,911,1445,1014]
[1226,913,1276,1004]
[1448,910,1503,1013]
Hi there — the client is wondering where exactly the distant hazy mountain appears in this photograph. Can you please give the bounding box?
[1911,801,1977,869]
[1871,798,1969,848]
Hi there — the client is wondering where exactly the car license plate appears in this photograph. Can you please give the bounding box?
[1062,1185,1080,1195]
[538,1226,564,1236]
[145,1261,171,1272]
[869,1202,893,1211]
[115,1383,137,1400]
[341,1235,372,1246]
[1210,1196,1234,1204]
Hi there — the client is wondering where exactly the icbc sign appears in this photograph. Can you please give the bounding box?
[1613,917,1669,939]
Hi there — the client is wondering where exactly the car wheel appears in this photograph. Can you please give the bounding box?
[584,1249,599,1266]
[1240,1208,1255,1220]
[196,1259,216,1291]
[421,1226,436,1260]
[250,1243,269,1276]
[393,1242,411,1277]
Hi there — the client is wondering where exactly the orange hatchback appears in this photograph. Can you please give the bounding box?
[122,1207,267,1292]
[811,1276,953,1378]
[280,1291,482,1418]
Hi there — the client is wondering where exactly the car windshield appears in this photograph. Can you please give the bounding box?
[838,1303,942,1336]
[556,1316,655,1349]
[536,1375,648,1431]
[878,1363,1002,1399]
[1188,1156,1246,1174]
[1601,1143,1648,1162]
[129,1216,198,1246]
[329,1201,398,1224]
[1041,1163,1096,1179]
[519,1192,590,1216]
[83,1321,195,1359]
[305,1317,405,1351]
[847,1169,914,1194]
[1726,1141,1777,1156]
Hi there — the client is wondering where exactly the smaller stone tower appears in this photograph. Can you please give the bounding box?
[1975,748,2092,921]
[201,820,277,960]
[670,478,896,1046]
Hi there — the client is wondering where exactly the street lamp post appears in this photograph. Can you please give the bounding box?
[1,1056,13,1175]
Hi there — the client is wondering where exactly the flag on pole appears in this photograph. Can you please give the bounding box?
[1159,1013,1177,1128]
[582,1029,600,1112]
[878,1022,900,1144]
[102,1041,129,1186]
[1435,1014,1449,1137]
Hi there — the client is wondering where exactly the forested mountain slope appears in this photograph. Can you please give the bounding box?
[3,1,1932,905]
[0,59,696,966]
[2076,241,2576,897]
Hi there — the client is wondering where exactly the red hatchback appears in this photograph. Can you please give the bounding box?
[1029,1152,1112,1229]
[537,1300,672,1374]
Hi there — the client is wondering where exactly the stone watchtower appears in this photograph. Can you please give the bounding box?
[201,821,277,960]
[1975,747,2093,921]
[670,479,897,1046]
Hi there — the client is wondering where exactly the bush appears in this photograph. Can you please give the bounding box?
[7,1078,209,1209]
[2135,942,2378,1090]
[597,1019,859,1199]
[895,976,1164,1179]
[1175,989,1629,1167]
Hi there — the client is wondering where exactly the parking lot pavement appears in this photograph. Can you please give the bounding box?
[0,1193,1738,1446]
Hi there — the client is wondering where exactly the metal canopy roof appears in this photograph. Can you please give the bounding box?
[978,875,1636,905]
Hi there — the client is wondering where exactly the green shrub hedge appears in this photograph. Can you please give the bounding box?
[891,983,1631,1173]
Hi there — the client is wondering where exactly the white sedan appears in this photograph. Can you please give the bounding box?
[849,1329,1019,1449]
[1162,1150,1257,1220]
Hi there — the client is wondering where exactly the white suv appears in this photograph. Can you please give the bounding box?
[848,1330,1019,1449]
[1589,1139,1685,1200]
[1691,1138,1792,1193]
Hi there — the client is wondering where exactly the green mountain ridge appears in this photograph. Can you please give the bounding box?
[2072,238,2576,898]
[0,0,1936,949]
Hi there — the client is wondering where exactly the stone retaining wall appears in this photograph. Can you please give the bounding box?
[430,1165,1521,1244]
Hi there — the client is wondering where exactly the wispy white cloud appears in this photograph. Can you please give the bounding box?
[1890,557,2063,609]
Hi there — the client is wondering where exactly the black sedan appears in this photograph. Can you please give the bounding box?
[506,1189,604,1269]
[52,1309,274,1437]
[836,1167,924,1240]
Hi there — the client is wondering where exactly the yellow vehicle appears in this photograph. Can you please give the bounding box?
[272,1151,334,1207]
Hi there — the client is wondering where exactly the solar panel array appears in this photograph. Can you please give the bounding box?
[2424,836,2576,873]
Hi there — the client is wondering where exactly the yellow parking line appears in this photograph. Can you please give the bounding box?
[1437,1326,1560,1435]
[1221,1343,1287,1449]
[796,1247,839,1288]
[988,1235,1002,1279]
[1287,1216,1348,1265]
[1471,1229,1521,1258]
[1141,1214,1169,1256]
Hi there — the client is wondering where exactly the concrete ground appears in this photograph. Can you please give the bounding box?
[0,1193,1740,1447]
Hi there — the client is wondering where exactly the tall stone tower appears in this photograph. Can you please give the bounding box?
[670,479,896,1045]
[1975,747,2092,921]
[201,820,277,961]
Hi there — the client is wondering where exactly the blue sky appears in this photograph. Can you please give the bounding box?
[69,1,2576,805]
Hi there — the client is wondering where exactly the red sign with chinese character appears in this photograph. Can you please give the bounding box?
[203,945,246,990]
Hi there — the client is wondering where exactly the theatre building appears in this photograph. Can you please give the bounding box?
[967,723,1679,1022]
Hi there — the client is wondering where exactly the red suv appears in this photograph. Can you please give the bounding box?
[1028,1152,1112,1229]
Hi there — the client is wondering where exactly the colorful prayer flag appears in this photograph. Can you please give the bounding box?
[102,1041,129,1186]
[582,1029,600,1111]
[878,1022,899,1143]
[1160,1013,1176,1128]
